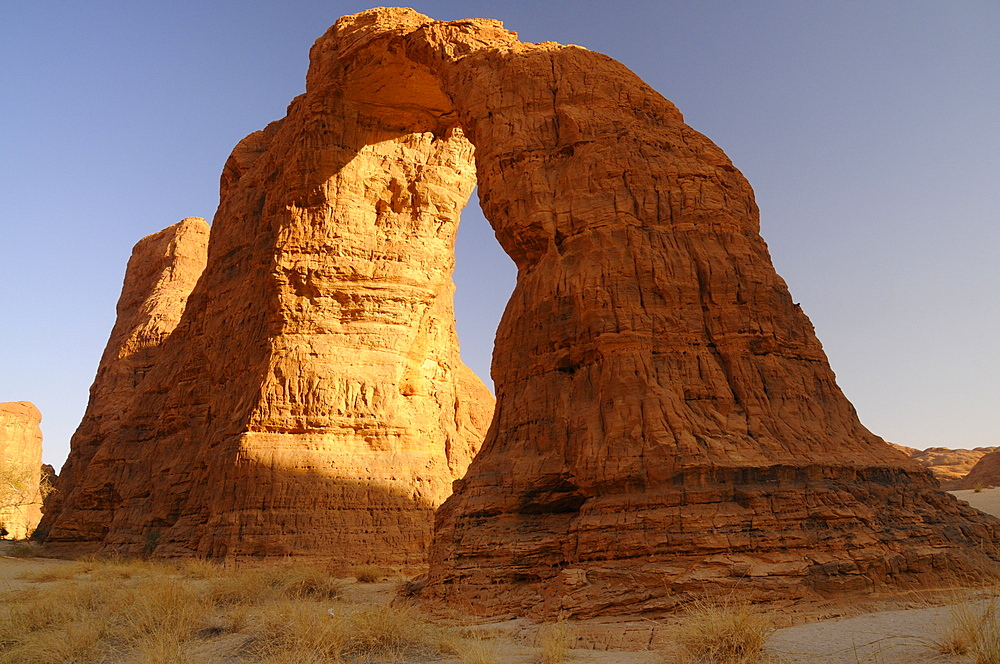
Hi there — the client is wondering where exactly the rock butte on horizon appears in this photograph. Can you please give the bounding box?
[0,401,45,539]
[41,7,999,616]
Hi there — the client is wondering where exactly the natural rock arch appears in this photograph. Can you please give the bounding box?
[42,8,997,613]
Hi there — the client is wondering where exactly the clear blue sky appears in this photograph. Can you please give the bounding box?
[2,1,998,470]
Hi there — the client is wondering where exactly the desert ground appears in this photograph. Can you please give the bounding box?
[0,488,996,664]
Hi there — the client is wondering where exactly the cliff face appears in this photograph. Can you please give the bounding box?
[0,401,44,539]
[43,7,997,608]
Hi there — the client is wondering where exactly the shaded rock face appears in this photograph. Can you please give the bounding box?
[37,218,209,543]
[39,106,494,561]
[0,402,44,539]
[43,7,998,608]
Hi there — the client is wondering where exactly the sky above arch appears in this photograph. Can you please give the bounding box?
[2,1,998,469]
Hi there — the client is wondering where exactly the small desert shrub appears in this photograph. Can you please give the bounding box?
[674,597,775,664]
[5,542,38,558]
[538,620,572,663]
[354,564,384,583]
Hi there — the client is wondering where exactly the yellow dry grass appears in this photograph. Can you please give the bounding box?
[929,596,1000,664]
[353,563,384,583]
[244,599,448,662]
[0,553,475,664]
[448,630,504,664]
[674,597,775,664]
[538,620,572,664]
[0,556,354,664]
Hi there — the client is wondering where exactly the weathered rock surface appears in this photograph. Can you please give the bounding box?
[0,402,44,538]
[39,92,494,561]
[41,7,998,609]
[953,451,1000,490]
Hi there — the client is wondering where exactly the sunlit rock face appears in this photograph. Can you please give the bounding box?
[42,7,997,606]
[41,178,493,564]
[0,401,44,539]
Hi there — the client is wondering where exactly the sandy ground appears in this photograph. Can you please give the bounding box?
[0,488,996,663]
[951,487,1000,516]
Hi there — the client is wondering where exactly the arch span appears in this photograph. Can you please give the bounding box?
[41,8,998,614]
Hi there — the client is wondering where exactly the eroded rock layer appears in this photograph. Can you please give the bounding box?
[0,402,44,538]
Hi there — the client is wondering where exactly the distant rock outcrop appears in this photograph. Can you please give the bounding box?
[40,7,998,613]
[0,401,44,539]
[909,446,997,487]
[953,451,1000,490]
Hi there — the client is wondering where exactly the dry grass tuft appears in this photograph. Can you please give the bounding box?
[932,600,990,655]
[0,556,344,663]
[206,564,342,606]
[5,542,39,558]
[674,597,775,664]
[449,630,503,664]
[927,597,1000,663]
[245,600,446,662]
[354,563,384,583]
[340,603,447,660]
[538,620,572,663]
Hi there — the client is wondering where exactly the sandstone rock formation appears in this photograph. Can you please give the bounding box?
[296,10,994,617]
[953,451,1000,490]
[39,121,494,560]
[41,7,998,610]
[36,218,210,544]
[0,402,45,539]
